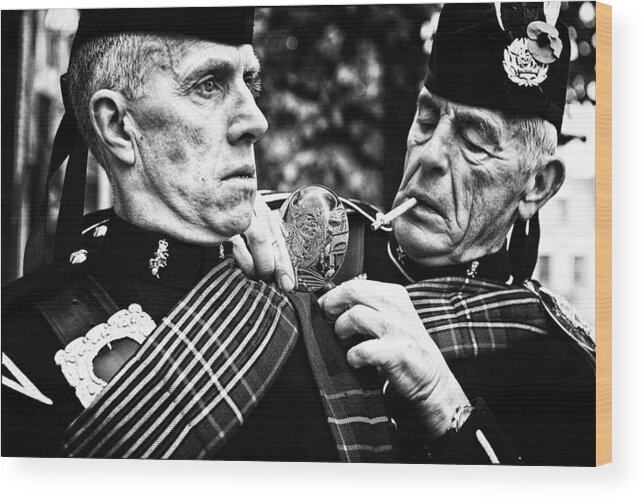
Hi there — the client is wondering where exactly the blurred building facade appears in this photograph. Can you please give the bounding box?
[535,101,597,332]
[1,9,110,283]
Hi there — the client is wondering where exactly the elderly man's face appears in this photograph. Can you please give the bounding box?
[129,41,267,242]
[392,88,531,266]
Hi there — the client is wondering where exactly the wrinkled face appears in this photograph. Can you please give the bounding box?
[130,41,267,241]
[392,88,530,265]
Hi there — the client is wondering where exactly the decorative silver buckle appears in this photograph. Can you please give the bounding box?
[54,304,156,408]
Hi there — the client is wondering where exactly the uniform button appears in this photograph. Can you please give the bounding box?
[69,249,88,264]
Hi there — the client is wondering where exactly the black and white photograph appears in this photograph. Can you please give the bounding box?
[2,1,602,468]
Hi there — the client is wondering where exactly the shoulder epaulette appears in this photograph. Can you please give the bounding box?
[3,211,113,316]
[524,280,596,372]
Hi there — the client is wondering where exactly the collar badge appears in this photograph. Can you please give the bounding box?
[466,260,480,278]
[395,245,407,265]
[149,239,169,278]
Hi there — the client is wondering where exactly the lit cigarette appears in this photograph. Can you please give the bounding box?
[371,198,418,231]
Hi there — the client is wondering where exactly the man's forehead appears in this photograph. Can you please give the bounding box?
[174,41,260,73]
[417,88,498,118]
[418,88,505,130]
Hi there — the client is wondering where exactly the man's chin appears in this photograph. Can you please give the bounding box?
[213,211,253,239]
[393,219,454,264]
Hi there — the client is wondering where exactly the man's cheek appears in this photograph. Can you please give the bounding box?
[454,171,478,221]
[165,139,187,164]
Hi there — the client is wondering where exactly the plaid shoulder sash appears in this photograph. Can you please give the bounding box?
[62,259,395,461]
[406,277,553,360]
[289,293,395,463]
[62,259,299,459]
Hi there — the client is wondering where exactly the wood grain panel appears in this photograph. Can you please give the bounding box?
[595,1,612,467]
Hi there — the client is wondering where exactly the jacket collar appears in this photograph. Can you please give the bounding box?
[388,236,512,285]
[92,212,229,292]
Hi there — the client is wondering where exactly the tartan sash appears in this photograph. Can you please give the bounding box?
[289,293,395,463]
[62,259,395,461]
[62,259,299,459]
[407,277,552,360]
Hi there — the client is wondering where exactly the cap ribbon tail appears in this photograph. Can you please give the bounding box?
[23,108,79,273]
[52,141,88,265]
[508,213,540,283]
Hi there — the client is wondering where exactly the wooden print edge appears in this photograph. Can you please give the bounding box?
[595,1,612,467]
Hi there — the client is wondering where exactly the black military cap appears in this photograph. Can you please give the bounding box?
[71,7,255,56]
[425,2,570,133]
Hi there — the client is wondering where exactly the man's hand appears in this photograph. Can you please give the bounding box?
[318,279,470,439]
[230,195,295,292]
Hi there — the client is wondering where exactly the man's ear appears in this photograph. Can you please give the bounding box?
[89,90,137,166]
[517,156,566,221]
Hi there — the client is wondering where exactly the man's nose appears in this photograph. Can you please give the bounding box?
[401,119,451,188]
[417,120,452,175]
[227,83,269,144]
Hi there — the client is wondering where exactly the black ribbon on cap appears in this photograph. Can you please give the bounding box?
[24,75,87,273]
[508,213,540,283]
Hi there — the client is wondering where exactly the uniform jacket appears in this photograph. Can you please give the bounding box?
[360,219,596,466]
[2,206,595,465]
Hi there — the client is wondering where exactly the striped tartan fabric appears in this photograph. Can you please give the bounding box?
[62,259,299,459]
[62,259,395,462]
[290,293,395,463]
[407,277,551,360]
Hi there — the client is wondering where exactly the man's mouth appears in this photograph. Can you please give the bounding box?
[223,166,256,181]
[400,191,444,218]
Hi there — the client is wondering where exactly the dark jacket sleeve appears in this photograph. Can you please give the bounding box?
[443,333,596,466]
[388,331,595,466]
[426,398,522,464]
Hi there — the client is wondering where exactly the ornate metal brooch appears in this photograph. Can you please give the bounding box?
[54,304,156,408]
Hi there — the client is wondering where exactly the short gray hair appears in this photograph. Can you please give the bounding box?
[505,115,558,172]
[67,33,188,168]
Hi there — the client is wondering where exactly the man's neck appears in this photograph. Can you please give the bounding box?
[390,237,512,284]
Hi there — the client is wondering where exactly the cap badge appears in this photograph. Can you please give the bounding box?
[503,37,549,87]
[502,21,562,88]
[149,239,169,278]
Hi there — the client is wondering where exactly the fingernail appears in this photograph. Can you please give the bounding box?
[279,273,294,292]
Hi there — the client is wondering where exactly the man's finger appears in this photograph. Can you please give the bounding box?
[319,279,410,321]
[269,211,295,292]
[230,235,257,279]
[346,339,395,370]
[246,200,276,280]
[334,304,387,339]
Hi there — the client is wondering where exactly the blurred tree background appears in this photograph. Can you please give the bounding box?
[2,3,598,284]
[253,4,437,209]
[252,2,597,210]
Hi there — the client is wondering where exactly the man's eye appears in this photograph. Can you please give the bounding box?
[245,76,262,98]
[417,120,436,134]
[464,137,488,155]
[196,77,219,97]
